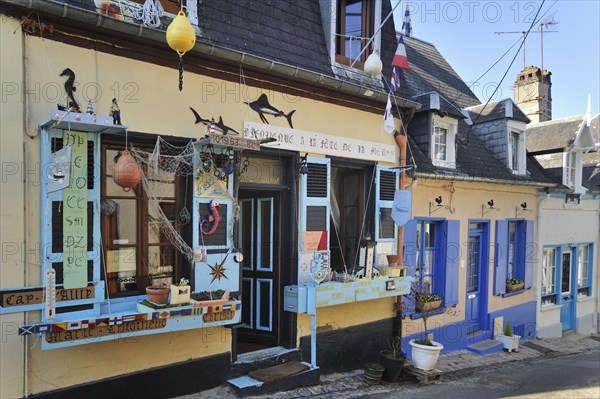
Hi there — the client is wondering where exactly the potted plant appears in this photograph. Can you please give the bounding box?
[495,321,520,352]
[407,284,444,371]
[506,278,524,293]
[379,335,407,382]
[146,270,170,305]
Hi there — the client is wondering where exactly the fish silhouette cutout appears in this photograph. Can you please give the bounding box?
[246,94,296,128]
[190,108,240,135]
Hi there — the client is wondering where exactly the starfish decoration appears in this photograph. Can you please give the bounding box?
[208,253,230,283]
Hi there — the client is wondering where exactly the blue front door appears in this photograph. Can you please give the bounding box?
[466,231,483,333]
[559,251,576,331]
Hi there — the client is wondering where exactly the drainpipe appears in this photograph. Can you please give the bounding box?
[392,108,414,337]
[23,142,29,398]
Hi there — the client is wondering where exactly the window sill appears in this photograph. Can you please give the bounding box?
[408,307,446,320]
[577,295,594,303]
[540,303,561,311]
[502,289,525,298]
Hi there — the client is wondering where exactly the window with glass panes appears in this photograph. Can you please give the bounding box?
[336,0,373,66]
[416,221,436,294]
[433,125,447,161]
[102,143,183,297]
[577,244,590,296]
[541,247,557,304]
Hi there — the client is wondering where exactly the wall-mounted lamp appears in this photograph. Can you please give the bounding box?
[481,199,501,217]
[429,195,449,215]
[515,201,532,217]
[298,153,309,176]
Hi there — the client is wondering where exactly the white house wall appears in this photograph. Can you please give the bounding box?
[536,194,600,338]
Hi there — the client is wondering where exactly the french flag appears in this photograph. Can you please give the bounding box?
[392,35,410,72]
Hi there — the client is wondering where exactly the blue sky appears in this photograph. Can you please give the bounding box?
[393,0,600,119]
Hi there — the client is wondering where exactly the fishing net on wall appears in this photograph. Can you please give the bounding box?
[130,137,240,268]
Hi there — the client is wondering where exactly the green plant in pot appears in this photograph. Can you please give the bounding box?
[379,334,406,382]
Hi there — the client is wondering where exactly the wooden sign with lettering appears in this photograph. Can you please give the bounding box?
[62,130,89,289]
[203,311,235,323]
[1,285,95,308]
[45,319,167,344]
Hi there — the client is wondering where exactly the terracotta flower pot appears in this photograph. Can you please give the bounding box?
[386,254,400,267]
[146,285,170,305]
[113,150,141,192]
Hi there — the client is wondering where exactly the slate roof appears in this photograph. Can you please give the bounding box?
[527,115,586,153]
[400,36,552,185]
[543,165,600,193]
[401,36,480,109]
[467,100,530,124]
[200,0,333,77]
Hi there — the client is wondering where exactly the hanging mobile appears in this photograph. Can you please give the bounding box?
[166,7,196,91]
[177,175,191,225]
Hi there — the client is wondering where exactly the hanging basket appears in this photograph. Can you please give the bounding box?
[113,150,141,192]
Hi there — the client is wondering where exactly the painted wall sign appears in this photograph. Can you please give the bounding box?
[45,319,167,344]
[1,285,95,308]
[203,311,235,322]
[243,122,396,163]
[62,130,88,289]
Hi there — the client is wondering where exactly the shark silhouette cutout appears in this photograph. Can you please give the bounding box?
[190,107,240,135]
[246,94,296,128]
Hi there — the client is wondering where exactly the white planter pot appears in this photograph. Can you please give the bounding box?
[409,339,444,371]
[495,334,521,352]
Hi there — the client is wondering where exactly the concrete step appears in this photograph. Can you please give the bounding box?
[230,347,303,377]
[466,339,504,356]
[228,361,320,397]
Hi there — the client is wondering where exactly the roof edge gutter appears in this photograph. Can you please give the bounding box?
[5,0,420,110]
[414,171,557,188]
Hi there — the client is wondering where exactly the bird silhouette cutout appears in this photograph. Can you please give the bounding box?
[487,199,494,207]
[521,202,528,210]
[246,94,296,128]
[435,196,443,205]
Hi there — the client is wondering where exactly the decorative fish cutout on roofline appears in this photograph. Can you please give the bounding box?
[245,94,296,128]
[189,107,240,135]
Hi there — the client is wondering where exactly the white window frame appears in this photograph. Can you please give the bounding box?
[563,150,584,193]
[577,244,590,296]
[328,0,382,70]
[507,120,527,175]
[430,114,457,168]
[542,247,557,296]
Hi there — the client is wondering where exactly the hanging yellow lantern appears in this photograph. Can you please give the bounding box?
[166,10,196,91]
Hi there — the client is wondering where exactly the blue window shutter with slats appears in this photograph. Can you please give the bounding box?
[402,219,417,277]
[298,156,330,283]
[402,218,417,315]
[375,166,399,265]
[524,219,534,289]
[494,220,508,295]
[444,220,460,306]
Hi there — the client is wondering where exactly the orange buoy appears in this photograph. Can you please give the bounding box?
[113,150,141,192]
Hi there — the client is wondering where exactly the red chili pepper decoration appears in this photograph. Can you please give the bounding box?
[201,200,221,235]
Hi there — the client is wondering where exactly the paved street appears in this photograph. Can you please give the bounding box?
[180,334,600,399]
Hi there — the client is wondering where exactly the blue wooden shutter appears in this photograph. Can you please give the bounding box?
[494,220,509,295]
[298,157,330,282]
[374,166,399,264]
[444,220,460,306]
[402,219,417,315]
[524,219,534,289]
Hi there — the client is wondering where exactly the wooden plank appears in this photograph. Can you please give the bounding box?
[249,361,310,383]
[0,284,96,308]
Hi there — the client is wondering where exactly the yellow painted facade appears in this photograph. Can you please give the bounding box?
[1,11,542,398]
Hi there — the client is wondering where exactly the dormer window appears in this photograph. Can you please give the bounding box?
[334,0,378,67]
[431,114,457,168]
[507,122,526,175]
[563,150,583,193]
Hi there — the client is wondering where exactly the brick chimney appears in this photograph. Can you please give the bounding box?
[513,66,552,123]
